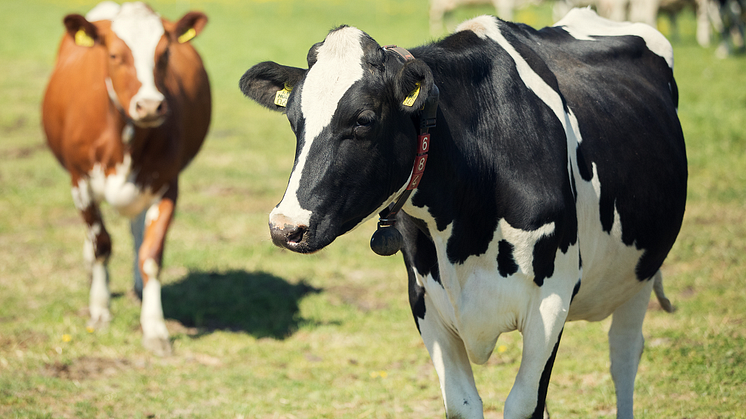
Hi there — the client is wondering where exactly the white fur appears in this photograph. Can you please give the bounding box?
[109,2,166,118]
[88,155,164,218]
[140,259,169,343]
[71,179,92,211]
[270,27,366,228]
[88,260,112,325]
[554,7,674,68]
[145,201,160,227]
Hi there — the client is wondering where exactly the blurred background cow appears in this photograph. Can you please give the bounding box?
[430,0,745,55]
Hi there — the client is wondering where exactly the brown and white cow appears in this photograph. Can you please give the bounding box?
[42,1,211,355]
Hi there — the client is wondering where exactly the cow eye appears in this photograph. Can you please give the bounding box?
[355,111,376,128]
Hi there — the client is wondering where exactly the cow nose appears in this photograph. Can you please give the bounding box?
[269,221,308,250]
[134,98,167,123]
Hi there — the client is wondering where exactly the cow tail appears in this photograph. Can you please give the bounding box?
[652,270,675,313]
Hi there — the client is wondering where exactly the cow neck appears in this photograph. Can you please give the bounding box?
[369,45,439,257]
[105,77,135,145]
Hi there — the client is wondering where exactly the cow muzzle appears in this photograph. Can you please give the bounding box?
[269,220,311,253]
[132,98,168,127]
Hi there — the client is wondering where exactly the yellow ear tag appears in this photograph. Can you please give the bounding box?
[402,82,421,107]
[178,27,197,43]
[74,29,94,47]
[274,83,293,108]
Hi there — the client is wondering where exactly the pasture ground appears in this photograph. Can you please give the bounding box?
[1,0,745,418]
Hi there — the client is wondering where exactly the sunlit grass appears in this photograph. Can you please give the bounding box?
[1,0,745,418]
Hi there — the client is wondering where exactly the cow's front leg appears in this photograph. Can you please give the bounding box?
[608,275,655,419]
[137,181,177,356]
[504,292,569,419]
[73,181,113,329]
[417,291,483,418]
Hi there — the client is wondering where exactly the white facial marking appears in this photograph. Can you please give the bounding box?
[110,2,165,116]
[271,27,366,228]
[554,7,674,68]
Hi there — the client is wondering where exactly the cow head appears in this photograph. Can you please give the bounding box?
[240,26,434,253]
[63,1,207,128]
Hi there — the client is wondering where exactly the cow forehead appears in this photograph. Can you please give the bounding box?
[300,26,366,141]
[110,2,164,60]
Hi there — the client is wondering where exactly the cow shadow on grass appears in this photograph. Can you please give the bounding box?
[161,270,321,340]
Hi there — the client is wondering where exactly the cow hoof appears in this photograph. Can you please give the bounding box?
[86,311,112,330]
[142,336,173,356]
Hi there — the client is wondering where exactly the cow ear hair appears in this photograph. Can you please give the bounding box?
[395,59,434,113]
[173,11,208,43]
[240,61,306,112]
[306,42,324,68]
[63,14,98,47]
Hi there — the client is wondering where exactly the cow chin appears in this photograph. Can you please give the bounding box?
[131,116,166,129]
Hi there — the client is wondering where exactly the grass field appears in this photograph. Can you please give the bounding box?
[1,0,745,418]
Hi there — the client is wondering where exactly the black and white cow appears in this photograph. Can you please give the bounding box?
[239,8,687,419]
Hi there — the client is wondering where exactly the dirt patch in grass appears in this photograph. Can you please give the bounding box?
[42,356,136,381]
[0,330,48,350]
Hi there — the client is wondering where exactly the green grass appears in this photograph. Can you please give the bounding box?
[1,0,745,418]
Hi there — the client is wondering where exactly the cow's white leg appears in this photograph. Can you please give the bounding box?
[608,277,654,419]
[419,293,483,419]
[504,293,569,419]
[140,257,170,355]
[137,183,177,356]
[85,234,112,328]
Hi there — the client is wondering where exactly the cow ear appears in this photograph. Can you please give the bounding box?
[240,61,306,112]
[395,59,434,113]
[64,14,98,47]
[306,42,323,68]
[173,11,208,43]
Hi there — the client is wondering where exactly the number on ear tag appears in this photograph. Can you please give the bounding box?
[402,82,421,107]
[178,28,197,43]
[75,29,94,47]
[274,83,293,107]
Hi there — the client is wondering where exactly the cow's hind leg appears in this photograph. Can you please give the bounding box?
[137,181,178,356]
[130,209,146,299]
[608,276,655,419]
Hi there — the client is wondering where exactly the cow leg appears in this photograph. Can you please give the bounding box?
[493,0,515,21]
[418,294,484,419]
[608,276,655,419]
[504,294,569,419]
[137,181,177,356]
[130,209,146,299]
[74,185,113,329]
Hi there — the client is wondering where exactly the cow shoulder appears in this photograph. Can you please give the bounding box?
[410,16,577,267]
